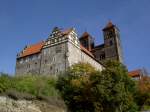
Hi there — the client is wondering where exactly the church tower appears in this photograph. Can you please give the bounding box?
[79,32,94,51]
[102,21,123,63]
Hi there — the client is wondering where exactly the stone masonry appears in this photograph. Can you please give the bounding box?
[16,21,123,75]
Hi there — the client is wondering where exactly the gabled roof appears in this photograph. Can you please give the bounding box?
[18,41,45,58]
[128,69,142,77]
[80,44,94,58]
[103,21,115,31]
[63,28,73,35]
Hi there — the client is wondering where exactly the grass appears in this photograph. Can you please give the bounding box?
[0,73,60,100]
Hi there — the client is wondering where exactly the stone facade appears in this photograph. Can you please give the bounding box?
[16,53,42,75]
[91,21,123,63]
[16,21,123,75]
[16,27,104,75]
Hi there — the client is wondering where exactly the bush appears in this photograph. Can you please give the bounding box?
[134,76,150,110]
[13,75,59,97]
[0,73,12,93]
[56,61,138,112]
[0,73,60,99]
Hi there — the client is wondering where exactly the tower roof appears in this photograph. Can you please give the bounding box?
[81,32,90,37]
[103,21,115,31]
[80,32,93,40]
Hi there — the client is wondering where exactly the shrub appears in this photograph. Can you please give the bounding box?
[12,75,59,97]
[0,73,12,93]
[0,73,60,99]
[56,61,138,112]
[134,76,150,110]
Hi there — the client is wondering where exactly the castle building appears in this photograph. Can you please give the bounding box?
[80,21,123,63]
[16,21,123,75]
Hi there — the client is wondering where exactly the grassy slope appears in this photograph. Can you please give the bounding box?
[0,73,60,100]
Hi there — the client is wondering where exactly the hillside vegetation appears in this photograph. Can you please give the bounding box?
[0,74,60,100]
[0,61,150,112]
[56,62,138,112]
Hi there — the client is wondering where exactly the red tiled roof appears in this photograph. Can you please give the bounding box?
[19,41,45,58]
[128,69,141,77]
[80,44,94,58]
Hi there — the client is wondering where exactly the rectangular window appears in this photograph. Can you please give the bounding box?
[45,59,47,64]
[27,64,30,68]
[44,49,48,55]
[53,57,55,62]
[100,54,105,60]
[19,59,23,64]
[56,69,59,73]
[25,58,29,62]
[50,66,52,70]
[56,46,61,53]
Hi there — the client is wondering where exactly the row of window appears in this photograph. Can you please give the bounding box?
[44,57,56,64]
[17,61,38,69]
[19,55,40,64]
[46,36,66,46]
[44,46,62,55]
[105,30,115,39]
[95,54,105,61]
[99,54,105,60]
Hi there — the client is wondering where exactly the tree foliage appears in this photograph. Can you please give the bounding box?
[0,73,12,93]
[135,76,150,110]
[56,61,138,112]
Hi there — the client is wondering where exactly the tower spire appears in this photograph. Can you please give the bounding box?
[103,20,114,31]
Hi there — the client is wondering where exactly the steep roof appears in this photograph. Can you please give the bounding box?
[63,28,73,35]
[103,21,115,31]
[128,69,142,77]
[18,41,45,58]
[80,44,94,57]
[80,32,90,38]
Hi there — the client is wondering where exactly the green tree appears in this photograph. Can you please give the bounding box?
[56,63,97,112]
[56,61,138,112]
[135,76,150,110]
[90,61,138,112]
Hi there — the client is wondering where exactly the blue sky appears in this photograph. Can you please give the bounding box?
[0,0,150,75]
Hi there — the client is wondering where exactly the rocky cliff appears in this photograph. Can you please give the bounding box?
[0,96,67,112]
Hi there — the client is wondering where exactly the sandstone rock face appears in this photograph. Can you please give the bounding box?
[0,96,66,112]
